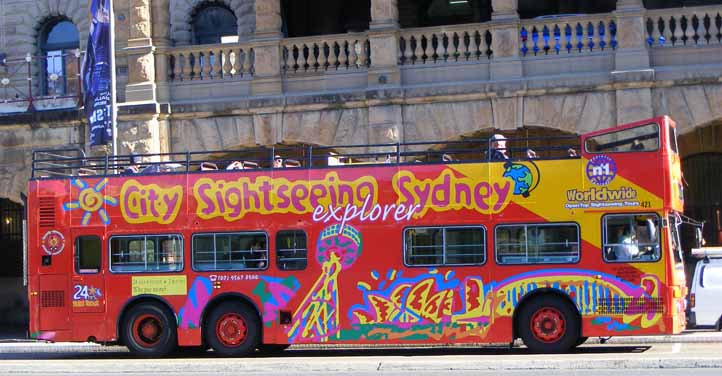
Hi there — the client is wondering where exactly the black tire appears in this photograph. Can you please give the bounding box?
[204,301,260,357]
[259,344,290,355]
[122,303,177,357]
[517,296,580,353]
[575,336,589,347]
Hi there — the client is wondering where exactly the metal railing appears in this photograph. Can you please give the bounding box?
[0,51,83,113]
[31,135,581,179]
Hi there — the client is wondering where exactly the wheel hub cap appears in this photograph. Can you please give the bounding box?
[530,307,566,343]
[217,313,247,347]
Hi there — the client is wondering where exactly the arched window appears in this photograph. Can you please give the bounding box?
[40,19,80,96]
[192,3,238,44]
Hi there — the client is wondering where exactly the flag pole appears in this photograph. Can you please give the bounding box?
[109,0,118,157]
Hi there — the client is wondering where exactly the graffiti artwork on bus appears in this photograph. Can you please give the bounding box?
[253,276,301,327]
[286,224,362,343]
[345,269,662,340]
[177,277,212,330]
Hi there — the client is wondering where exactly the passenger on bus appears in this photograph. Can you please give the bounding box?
[122,154,142,174]
[567,148,578,157]
[526,148,538,159]
[614,227,640,260]
[250,240,267,268]
[200,162,218,171]
[490,134,509,160]
[274,155,283,168]
[631,139,645,151]
[226,161,244,170]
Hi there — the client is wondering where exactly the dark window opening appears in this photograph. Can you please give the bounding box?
[405,226,486,266]
[192,3,238,44]
[0,199,23,278]
[276,230,308,271]
[643,1,721,10]
[399,0,492,28]
[282,0,370,37]
[495,223,580,264]
[192,232,268,271]
[75,236,101,274]
[39,18,79,96]
[518,0,616,19]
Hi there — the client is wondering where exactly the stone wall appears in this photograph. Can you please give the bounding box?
[0,114,83,204]
[166,82,722,156]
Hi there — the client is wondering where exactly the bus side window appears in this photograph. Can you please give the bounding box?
[602,214,661,263]
[75,235,101,274]
[276,230,307,271]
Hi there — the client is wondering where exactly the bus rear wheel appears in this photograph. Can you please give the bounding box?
[518,296,579,353]
[123,303,177,357]
[205,301,260,357]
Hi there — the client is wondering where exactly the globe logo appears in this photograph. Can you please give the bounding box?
[586,155,617,186]
[503,163,534,197]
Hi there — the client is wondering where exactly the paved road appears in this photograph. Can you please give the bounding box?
[0,341,721,374]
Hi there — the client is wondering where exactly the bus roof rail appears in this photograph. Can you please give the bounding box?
[691,247,722,259]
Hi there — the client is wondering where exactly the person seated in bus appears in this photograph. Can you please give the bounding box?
[250,240,267,268]
[526,148,538,159]
[200,162,218,171]
[226,161,243,170]
[284,159,301,168]
[490,134,509,161]
[614,227,639,260]
[442,153,456,162]
[567,148,578,157]
[631,139,645,151]
[274,155,284,168]
[141,163,162,174]
[122,154,142,174]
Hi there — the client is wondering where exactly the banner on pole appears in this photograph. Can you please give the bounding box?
[83,0,113,147]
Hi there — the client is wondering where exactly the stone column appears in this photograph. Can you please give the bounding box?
[368,0,400,87]
[124,0,157,103]
[152,0,171,103]
[252,0,283,95]
[489,0,522,80]
[613,0,650,70]
[613,0,654,125]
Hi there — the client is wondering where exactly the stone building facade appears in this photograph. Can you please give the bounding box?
[1,0,722,328]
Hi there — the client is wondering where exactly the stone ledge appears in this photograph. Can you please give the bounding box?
[0,109,82,126]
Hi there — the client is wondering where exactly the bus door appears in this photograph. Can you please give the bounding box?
[70,229,106,314]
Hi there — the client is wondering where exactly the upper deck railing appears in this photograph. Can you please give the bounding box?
[31,134,580,179]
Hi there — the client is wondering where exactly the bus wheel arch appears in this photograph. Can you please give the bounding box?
[201,293,262,357]
[512,289,581,353]
[119,297,178,357]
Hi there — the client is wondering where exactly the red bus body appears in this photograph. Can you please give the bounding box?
[27,116,686,354]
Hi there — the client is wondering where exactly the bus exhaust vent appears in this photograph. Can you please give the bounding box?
[38,197,55,228]
[40,290,64,308]
[595,297,664,315]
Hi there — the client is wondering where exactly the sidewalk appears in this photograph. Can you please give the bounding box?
[1,329,720,352]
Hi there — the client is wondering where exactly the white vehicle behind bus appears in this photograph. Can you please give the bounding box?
[688,247,722,330]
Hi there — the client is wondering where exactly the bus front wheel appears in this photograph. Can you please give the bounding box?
[517,296,580,353]
[205,301,260,357]
[123,303,177,357]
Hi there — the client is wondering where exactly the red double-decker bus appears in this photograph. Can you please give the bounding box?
[26,116,686,356]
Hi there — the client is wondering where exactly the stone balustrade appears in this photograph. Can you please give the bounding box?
[281,33,370,74]
[166,43,255,82]
[519,14,617,57]
[646,5,722,47]
[398,23,493,65]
